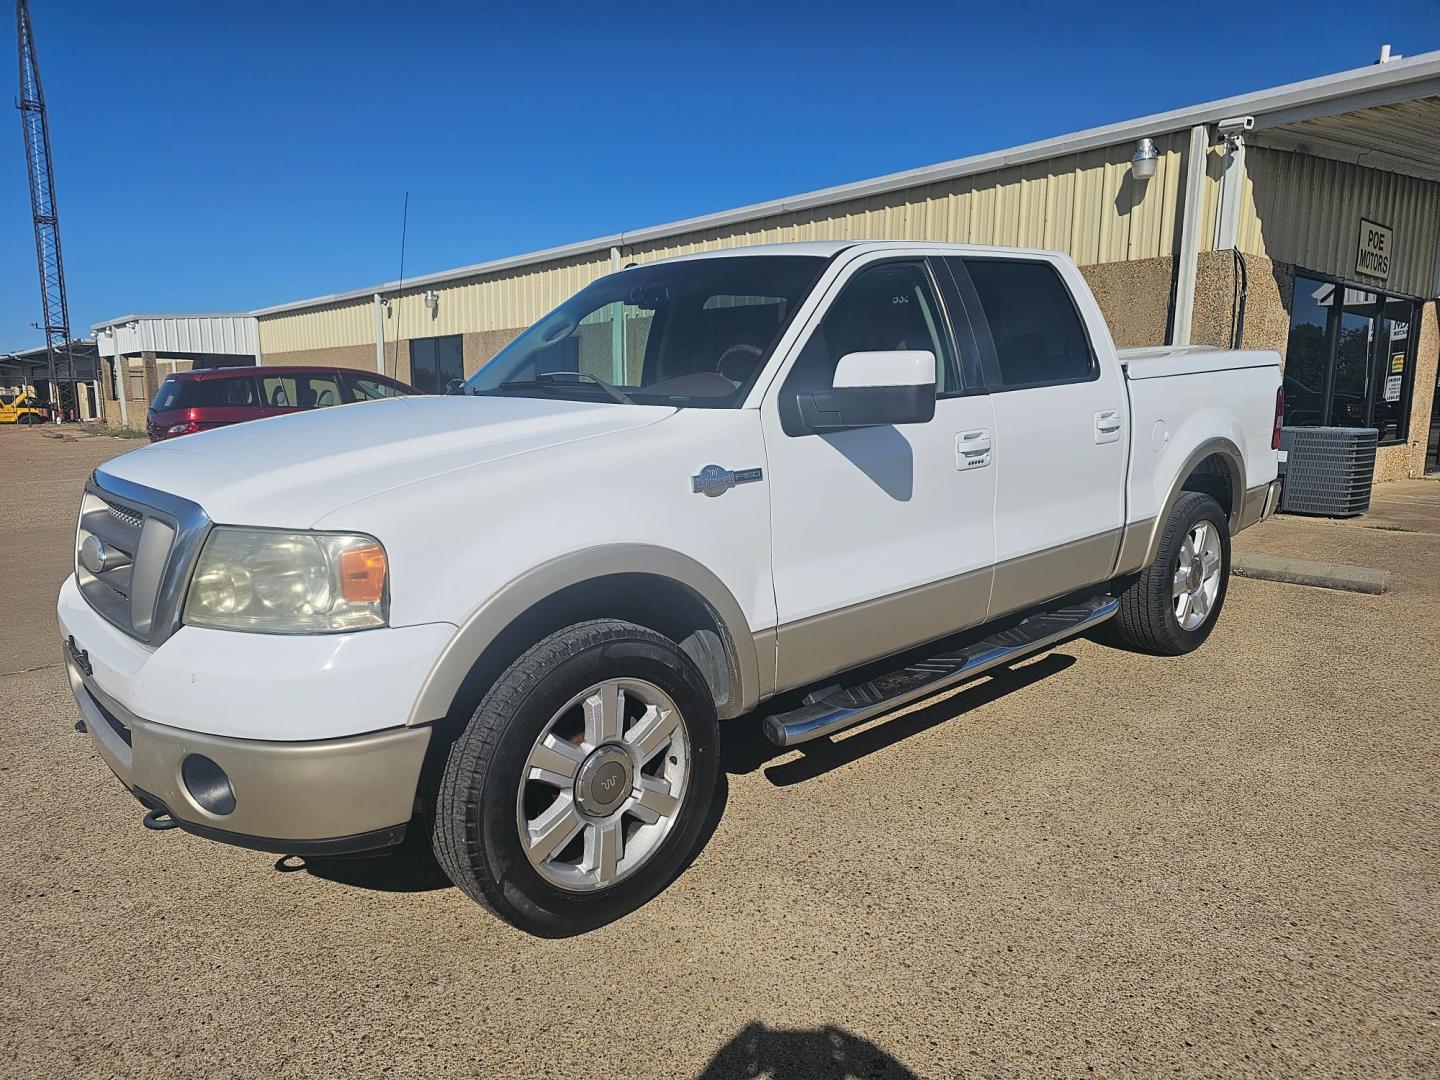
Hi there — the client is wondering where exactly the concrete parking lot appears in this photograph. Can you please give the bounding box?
[2,424,1437,1079]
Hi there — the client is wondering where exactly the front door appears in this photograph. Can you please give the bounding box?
[761,254,997,692]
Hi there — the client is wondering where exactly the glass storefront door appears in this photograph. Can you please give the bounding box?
[1283,274,1418,446]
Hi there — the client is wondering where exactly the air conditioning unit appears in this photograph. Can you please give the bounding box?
[1278,427,1378,517]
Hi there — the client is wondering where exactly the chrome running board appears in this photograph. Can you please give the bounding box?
[762,595,1118,747]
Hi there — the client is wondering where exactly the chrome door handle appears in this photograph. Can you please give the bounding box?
[956,429,992,469]
[1094,410,1122,444]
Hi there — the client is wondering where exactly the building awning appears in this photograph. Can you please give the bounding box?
[92,314,259,359]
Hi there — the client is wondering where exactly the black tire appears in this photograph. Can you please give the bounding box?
[432,618,719,936]
[1112,491,1230,655]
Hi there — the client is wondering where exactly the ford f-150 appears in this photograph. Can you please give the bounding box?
[59,241,1283,934]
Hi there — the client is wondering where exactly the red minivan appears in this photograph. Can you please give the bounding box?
[147,366,418,441]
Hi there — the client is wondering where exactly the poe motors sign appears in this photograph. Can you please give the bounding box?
[1355,218,1393,283]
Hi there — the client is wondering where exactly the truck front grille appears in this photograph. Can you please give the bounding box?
[75,475,209,646]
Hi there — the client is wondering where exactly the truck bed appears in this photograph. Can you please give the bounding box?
[1120,345,1282,551]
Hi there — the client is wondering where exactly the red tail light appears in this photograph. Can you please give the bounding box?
[1272,386,1284,450]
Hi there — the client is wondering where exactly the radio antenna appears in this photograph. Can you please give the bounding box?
[389,191,409,379]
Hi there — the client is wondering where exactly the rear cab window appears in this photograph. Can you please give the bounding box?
[951,257,1097,389]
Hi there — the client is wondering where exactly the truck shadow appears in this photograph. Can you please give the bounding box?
[722,651,1077,787]
[285,651,1073,899]
[276,827,453,893]
[697,1021,919,1079]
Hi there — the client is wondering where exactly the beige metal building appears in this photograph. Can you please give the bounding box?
[104,50,1440,480]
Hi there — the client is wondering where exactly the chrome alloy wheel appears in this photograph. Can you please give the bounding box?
[516,678,691,892]
[1173,520,1222,631]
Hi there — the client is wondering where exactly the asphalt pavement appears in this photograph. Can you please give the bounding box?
[2,425,1437,1079]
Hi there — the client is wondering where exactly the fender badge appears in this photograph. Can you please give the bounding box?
[691,464,763,497]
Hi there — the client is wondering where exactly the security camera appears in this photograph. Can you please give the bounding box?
[1217,115,1255,136]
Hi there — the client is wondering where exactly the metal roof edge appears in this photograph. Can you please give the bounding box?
[90,313,256,332]
[248,50,1440,319]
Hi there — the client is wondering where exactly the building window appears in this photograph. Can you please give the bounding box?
[410,335,464,394]
[1283,275,1418,445]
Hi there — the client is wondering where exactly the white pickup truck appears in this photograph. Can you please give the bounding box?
[60,241,1282,934]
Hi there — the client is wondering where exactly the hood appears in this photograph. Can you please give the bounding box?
[99,395,674,527]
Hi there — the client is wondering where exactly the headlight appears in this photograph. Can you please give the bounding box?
[183,527,388,633]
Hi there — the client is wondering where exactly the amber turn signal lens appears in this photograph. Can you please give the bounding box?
[338,543,387,604]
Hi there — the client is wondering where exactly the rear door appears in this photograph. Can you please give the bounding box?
[945,255,1127,616]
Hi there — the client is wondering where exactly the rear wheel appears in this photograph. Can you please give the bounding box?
[433,618,719,936]
[1113,491,1230,655]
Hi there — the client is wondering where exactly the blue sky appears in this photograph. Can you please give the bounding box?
[4,0,1438,349]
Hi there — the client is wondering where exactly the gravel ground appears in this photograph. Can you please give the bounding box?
[1,425,1436,1079]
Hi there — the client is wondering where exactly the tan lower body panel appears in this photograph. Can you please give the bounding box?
[1237,481,1275,532]
[772,530,1123,695]
[989,529,1122,621]
[69,659,430,842]
[774,566,991,693]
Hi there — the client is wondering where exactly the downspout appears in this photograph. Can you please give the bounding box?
[1170,124,1209,346]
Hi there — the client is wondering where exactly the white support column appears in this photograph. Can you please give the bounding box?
[609,246,625,384]
[1170,124,1210,346]
[109,325,129,429]
[373,293,386,374]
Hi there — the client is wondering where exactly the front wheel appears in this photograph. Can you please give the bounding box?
[432,619,719,936]
[1112,491,1230,655]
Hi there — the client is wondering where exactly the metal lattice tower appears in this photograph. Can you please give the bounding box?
[16,0,73,420]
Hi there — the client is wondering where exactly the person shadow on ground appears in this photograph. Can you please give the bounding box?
[696,1022,919,1080]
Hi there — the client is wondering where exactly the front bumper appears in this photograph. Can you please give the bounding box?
[66,656,431,853]
[57,574,448,853]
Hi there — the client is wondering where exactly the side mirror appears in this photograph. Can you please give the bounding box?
[795,350,937,434]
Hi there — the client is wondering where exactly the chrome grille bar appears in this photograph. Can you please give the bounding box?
[75,471,210,646]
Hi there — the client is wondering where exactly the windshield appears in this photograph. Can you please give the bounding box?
[459,255,827,407]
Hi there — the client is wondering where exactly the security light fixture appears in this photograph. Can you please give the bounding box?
[423,290,439,311]
[1131,138,1159,181]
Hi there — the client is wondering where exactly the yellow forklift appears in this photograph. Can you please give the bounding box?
[0,389,50,424]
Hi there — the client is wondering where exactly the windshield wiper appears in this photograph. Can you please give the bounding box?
[497,371,635,405]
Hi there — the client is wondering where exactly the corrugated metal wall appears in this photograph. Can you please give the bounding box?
[256,135,1440,358]
[1233,145,1440,297]
[258,136,1189,355]
[625,136,1187,267]
[101,315,259,357]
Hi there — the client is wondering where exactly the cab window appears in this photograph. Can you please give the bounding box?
[955,258,1097,388]
[779,260,958,434]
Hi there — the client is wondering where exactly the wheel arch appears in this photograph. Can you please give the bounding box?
[1119,437,1246,574]
[407,545,763,729]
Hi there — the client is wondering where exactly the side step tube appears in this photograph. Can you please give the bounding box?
[763,595,1119,748]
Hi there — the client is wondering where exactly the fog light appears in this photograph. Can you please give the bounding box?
[181,754,236,815]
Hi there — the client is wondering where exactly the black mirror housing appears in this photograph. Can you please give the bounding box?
[795,384,936,434]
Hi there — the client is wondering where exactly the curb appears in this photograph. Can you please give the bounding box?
[1231,553,1389,594]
